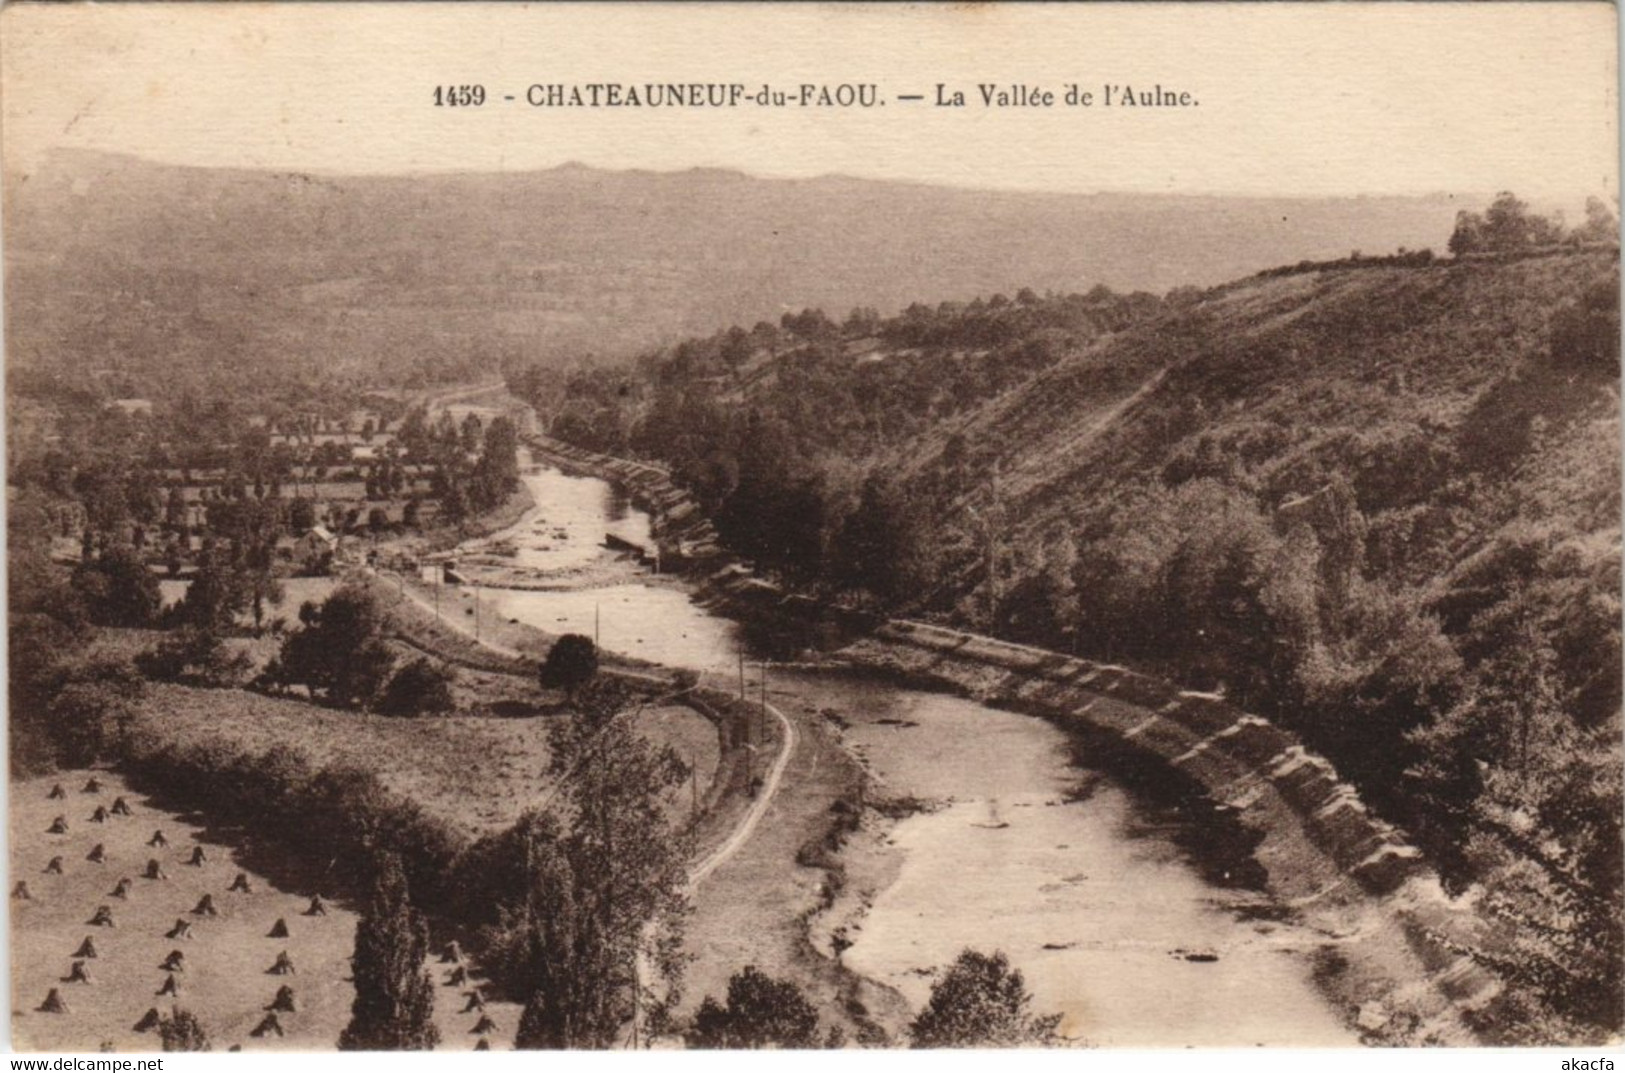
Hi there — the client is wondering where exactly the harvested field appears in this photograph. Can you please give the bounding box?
[10,771,518,1052]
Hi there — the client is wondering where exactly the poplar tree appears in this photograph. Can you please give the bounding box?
[339,853,439,1051]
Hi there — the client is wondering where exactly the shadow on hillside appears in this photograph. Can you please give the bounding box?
[122,779,360,911]
[1456,357,1614,477]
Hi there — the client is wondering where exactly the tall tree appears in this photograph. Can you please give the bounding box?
[340,852,440,1051]
[71,545,161,628]
[511,688,691,1049]
[176,539,249,632]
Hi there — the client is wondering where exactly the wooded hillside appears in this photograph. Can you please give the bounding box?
[522,238,1622,1041]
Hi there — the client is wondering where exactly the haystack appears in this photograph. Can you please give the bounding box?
[109,878,132,899]
[267,951,296,975]
[187,846,208,866]
[156,973,179,997]
[133,1008,161,1033]
[82,777,102,793]
[47,816,68,834]
[228,872,254,893]
[86,905,114,927]
[267,918,290,939]
[266,985,297,1013]
[474,1039,491,1052]
[461,990,485,1013]
[86,843,106,864]
[250,1013,284,1039]
[37,988,67,1014]
[47,784,66,800]
[63,960,91,984]
[12,881,32,901]
[303,894,328,917]
[160,950,186,972]
[44,856,63,875]
[144,858,167,880]
[440,940,464,964]
[110,796,133,816]
[470,1015,497,1035]
[148,830,168,848]
[445,965,468,986]
[90,806,109,824]
[192,894,218,917]
[72,936,98,959]
[166,919,193,940]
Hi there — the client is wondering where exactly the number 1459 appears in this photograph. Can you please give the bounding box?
[434,85,486,106]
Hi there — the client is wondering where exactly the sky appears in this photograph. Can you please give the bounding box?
[1,2,1618,202]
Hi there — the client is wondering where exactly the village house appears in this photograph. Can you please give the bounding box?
[289,525,338,574]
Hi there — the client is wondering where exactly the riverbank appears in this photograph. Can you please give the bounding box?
[524,433,1521,1046]
[382,480,538,563]
[769,668,1358,1047]
[675,686,910,1045]
[523,436,726,564]
[823,626,1508,1045]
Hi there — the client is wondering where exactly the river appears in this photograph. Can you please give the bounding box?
[460,462,1354,1046]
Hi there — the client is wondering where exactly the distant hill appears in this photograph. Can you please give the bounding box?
[4,150,1466,400]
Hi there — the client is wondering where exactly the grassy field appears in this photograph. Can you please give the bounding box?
[10,771,517,1052]
[130,680,722,841]
[131,685,558,839]
[635,705,721,823]
[158,577,337,625]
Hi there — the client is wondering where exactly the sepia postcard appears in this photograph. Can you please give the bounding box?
[1,1,1619,1061]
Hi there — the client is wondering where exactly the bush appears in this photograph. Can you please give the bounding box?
[1548,272,1621,372]
[158,1009,210,1052]
[119,735,465,914]
[10,612,90,775]
[272,584,396,708]
[539,633,598,700]
[686,966,821,1049]
[136,627,251,688]
[909,949,1061,1048]
[376,658,457,717]
[45,658,146,767]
